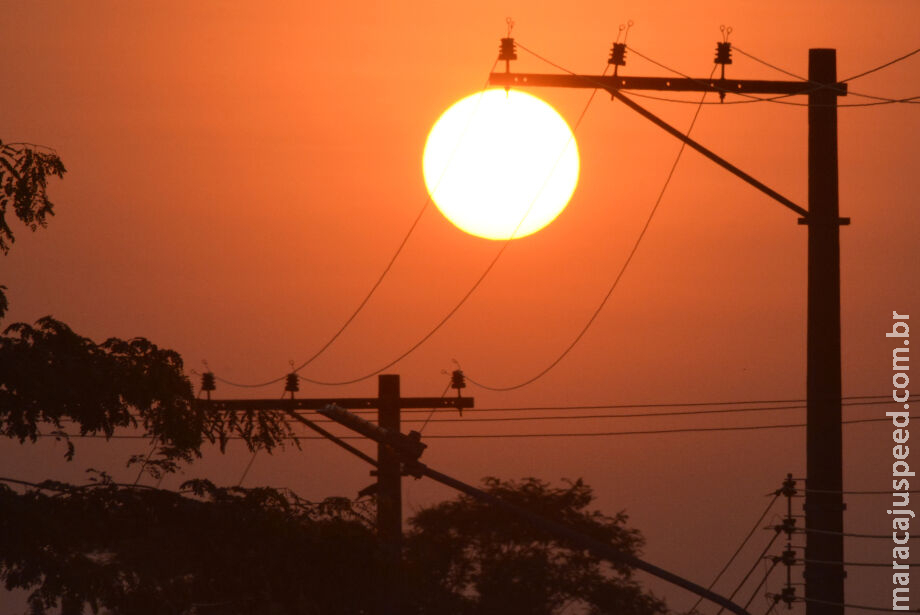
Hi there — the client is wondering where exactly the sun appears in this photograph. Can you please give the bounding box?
[423,89,579,240]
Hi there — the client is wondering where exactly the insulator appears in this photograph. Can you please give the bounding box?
[201,372,216,392]
[450,369,466,391]
[780,586,796,604]
[715,41,732,65]
[609,42,627,66]
[780,474,797,497]
[781,548,797,566]
[780,516,796,535]
[284,372,300,393]
[499,37,517,61]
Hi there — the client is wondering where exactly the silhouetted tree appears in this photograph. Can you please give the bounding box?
[402,477,669,615]
[1,474,669,615]
[0,474,381,615]
[0,317,297,468]
[0,140,66,318]
[0,139,668,615]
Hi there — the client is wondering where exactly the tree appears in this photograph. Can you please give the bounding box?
[0,316,297,468]
[0,474,669,615]
[0,141,668,615]
[402,477,669,615]
[0,140,66,319]
[0,475,381,615]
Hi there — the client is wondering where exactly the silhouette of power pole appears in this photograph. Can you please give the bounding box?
[489,39,847,615]
[199,373,474,615]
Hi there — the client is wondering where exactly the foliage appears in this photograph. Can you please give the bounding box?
[0,317,299,466]
[402,477,669,615]
[0,475,669,615]
[0,141,66,319]
[0,474,380,615]
[0,141,65,255]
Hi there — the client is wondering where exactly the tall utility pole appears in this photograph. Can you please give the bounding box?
[489,42,847,615]
[198,373,474,615]
[376,374,404,615]
[804,49,845,615]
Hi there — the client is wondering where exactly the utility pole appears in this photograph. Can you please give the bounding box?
[488,40,847,615]
[804,48,844,615]
[197,372,474,615]
[319,402,753,615]
[376,374,403,615]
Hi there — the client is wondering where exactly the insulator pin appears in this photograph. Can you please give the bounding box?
[609,42,627,67]
[499,37,517,61]
[450,369,466,391]
[715,41,732,65]
[201,372,216,392]
[285,372,300,393]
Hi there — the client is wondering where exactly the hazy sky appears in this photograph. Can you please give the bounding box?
[2,1,919,611]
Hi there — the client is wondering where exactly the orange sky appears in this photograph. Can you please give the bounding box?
[2,1,919,611]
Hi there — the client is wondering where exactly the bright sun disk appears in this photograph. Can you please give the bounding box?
[423,89,580,240]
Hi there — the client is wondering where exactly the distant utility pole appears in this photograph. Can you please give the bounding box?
[199,373,474,615]
[489,40,847,615]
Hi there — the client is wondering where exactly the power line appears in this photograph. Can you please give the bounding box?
[232,58,610,388]
[793,597,917,613]
[843,46,920,82]
[804,559,919,569]
[627,45,919,107]
[760,597,781,615]
[733,45,920,104]
[340,393,888,414]
[412,417,887,437]
[690,494,780,614]
[351,398,888,422]
[715,530,782,615]
[289,398,886,424]
[212,59,502,390]
[741,559,779,612]
[419,377,452,434]
[466,46,716,392]
[36,416,889,441]
[791,528,891,540]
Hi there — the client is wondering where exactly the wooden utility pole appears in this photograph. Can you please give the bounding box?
[804,48,844,615]
[198,373,474,615]
[489,43,847,615]
[377,374,403,615]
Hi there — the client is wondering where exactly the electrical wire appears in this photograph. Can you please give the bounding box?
[627,45,919,107]
[792,528,891,540]
[803,559,919,568]
[257,59,611,388]
[419,377,453,434]
[322,393,888,415]
[207,42,918,390]
[236,451,259,487]
[843,46,920,82]
[741,559,779,612]
[34,415,889,441]
[466,57,716,391]
[795,486,915,495]
[308,398,887,422]
[795,597,915,613]
[714,530,782,615]
[733,45,920,104]
[132,436,159,487]
[236,390,288,485]
[760,597,781,615]
[689,494,780,614]
[211,58,499,389]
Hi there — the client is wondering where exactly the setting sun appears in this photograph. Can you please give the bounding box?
[423,89,579,240]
